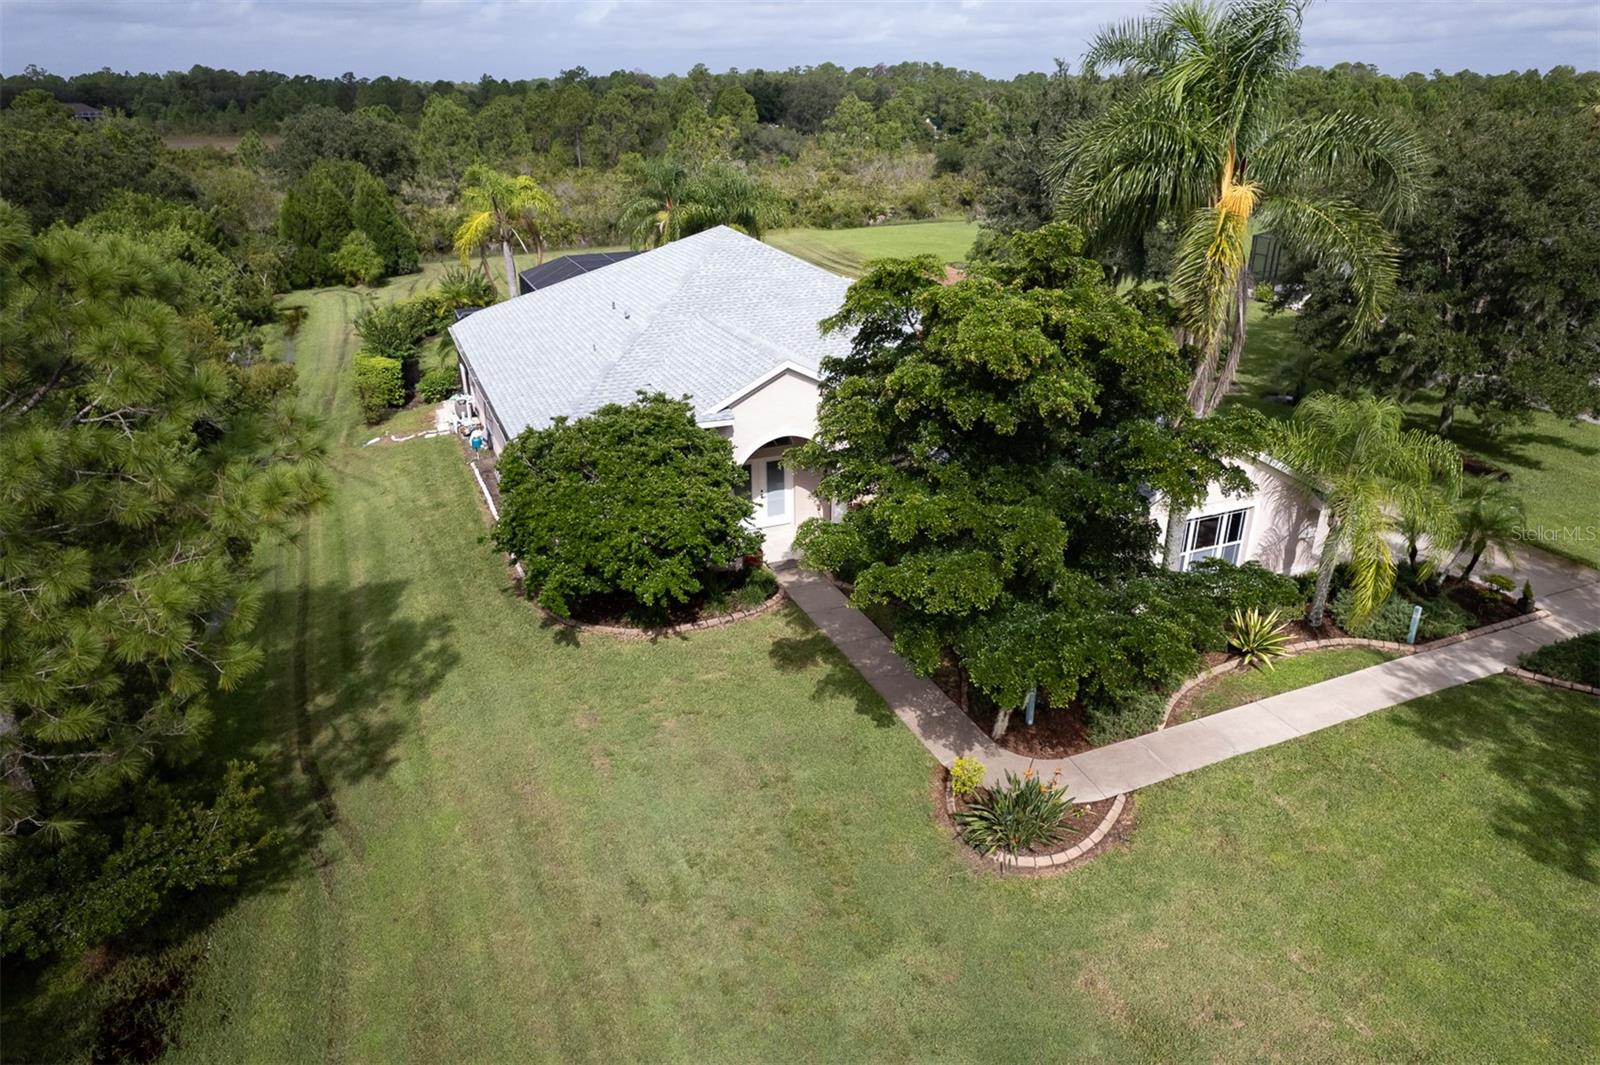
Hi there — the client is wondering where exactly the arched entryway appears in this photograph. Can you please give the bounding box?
[737,436,825,560]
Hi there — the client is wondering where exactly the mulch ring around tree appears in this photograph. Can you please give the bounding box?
[931,767,1134,876]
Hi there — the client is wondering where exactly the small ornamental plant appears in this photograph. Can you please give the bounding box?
[953,771,1070,856]
[948,756,985,798]
[1227,606,1291,671]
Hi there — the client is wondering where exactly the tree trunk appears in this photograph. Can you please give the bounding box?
[1163,501,1189,571]
[1203,271,1252,415]
[1438,373,1462,436]
[991,705,1012,741]
[502,238,517,301]
[1459,546,1484,583]
[1307,541,1339,628]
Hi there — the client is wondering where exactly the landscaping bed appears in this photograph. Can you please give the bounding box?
[939,765,1123,868]
[557,565,783,630]
[1517,632,1600,688]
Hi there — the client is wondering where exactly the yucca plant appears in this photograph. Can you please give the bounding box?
[953,772,1071,856]
[1228,606,1291,671]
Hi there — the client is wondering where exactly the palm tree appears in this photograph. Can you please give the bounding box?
[618,158,694,249]
[1051,0,1426,566]
[618,160,783,249]
[453,164,560,300]
[1275,394,1460,628]
[1451,479,1525,583]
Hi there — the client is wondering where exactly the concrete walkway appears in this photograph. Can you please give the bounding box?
[775,548,1600,802]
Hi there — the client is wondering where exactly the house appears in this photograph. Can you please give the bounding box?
[451,225,1326,569]
[450,226,852,558]
[516,250,639,295]
[65,102,104,122]
[1152,456,1329,575]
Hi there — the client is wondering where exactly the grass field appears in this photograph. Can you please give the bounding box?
[1228,302,1600,568]
[8,273,1598,1062]
[1176,648,1398,723]
[767,218,980,277]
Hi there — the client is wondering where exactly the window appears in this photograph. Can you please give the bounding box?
[764,460,787,518]
[1181,508,1249,570]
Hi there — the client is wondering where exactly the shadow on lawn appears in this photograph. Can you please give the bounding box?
[1394,678,1599,883]
[2,578,461,1064]
[768,609,896,728]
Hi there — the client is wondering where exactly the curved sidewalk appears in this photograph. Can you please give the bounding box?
[774,553,1600,803]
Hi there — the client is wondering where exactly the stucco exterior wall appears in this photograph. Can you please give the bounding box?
[1153,459,1327,574]
[726,369,820,465]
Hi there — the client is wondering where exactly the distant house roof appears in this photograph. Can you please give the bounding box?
[66,102,104,121]
[516,250,640,295]
[450,226,853,438]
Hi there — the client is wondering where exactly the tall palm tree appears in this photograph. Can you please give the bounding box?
[1275,394,1460,628]
[618,160,783,249]
[453,164,560,300]
[1051,0,1426,566]
[1451,479,1525,583]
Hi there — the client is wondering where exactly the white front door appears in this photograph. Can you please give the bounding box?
[749,458,791,527]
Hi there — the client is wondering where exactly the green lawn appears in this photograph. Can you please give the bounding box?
[767,219,980,277]
[1177,648,1398,723]
[10,269,1598,1062]
[1228,302,1600,568]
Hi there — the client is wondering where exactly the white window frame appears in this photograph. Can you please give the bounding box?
[1180,507,1250,570]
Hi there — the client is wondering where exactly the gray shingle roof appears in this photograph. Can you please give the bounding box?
[449,226,854,437]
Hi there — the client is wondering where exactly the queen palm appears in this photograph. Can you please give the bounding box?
[619,159,782,249]
[1052,0,1426,564]
[1451,479,1525,583]
[453,164,560,300]
[1276,394,1460,628]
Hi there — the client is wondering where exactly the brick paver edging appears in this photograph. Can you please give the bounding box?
[533,589,788,640]
[944,785,1128,871]
[1158,609,1552,729]
[1501,665,1600,697]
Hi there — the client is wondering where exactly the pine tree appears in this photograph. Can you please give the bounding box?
[0,201,327,947]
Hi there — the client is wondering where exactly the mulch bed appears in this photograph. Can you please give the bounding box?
[934,767,1126,869]
[561,580,780,629]
[1443,580,1523,626]
[962,697,1095,759]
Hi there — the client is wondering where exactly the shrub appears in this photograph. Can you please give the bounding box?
[354,295,442,361]
[1228,607,1291,670]
[723,565,779,612]
[354,354,404,423]
[953,771,1070,855]
[949,756,986,798]
[1189,558,1305,615]
[1332,589,1471,642]
[491,393,760,618]
[1082,689,1168,747]
[1483,572,1517,593]
[1253,280,1276,302]
[1518,632,1600,686]
[417,366,458,402]
[329,229,384,286]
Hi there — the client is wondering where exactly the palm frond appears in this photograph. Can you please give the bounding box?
[1169,201,1249,341]
[1256,194,1398,342]
[1249,111,1428,219]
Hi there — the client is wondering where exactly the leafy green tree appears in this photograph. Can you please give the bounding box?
[330,229,384,285]
[236,128,264,170]
[0,203,326,953]
[417,94,480,188]
[278,160,414,288]
[792,224,1265,730]
[1273,394,1460,627]
[818,94,877,164]
[268,104,417,189]
[1451,479,1525,583]
[452,164,561,298]
[1287,108,1600,434]
[491,393,759,618]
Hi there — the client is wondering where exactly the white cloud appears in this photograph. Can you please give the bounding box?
[0,0,1593,79]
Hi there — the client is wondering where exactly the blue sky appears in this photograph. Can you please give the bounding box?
[2,1,1596,80]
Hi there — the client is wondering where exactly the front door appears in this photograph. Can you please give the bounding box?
[743,457,795,556]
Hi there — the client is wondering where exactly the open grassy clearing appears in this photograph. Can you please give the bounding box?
[767,218,979,277]
[1177,648,1398,723]
[1229,302,1600,568]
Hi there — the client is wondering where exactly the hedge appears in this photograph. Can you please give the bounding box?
[354,355,404,423]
